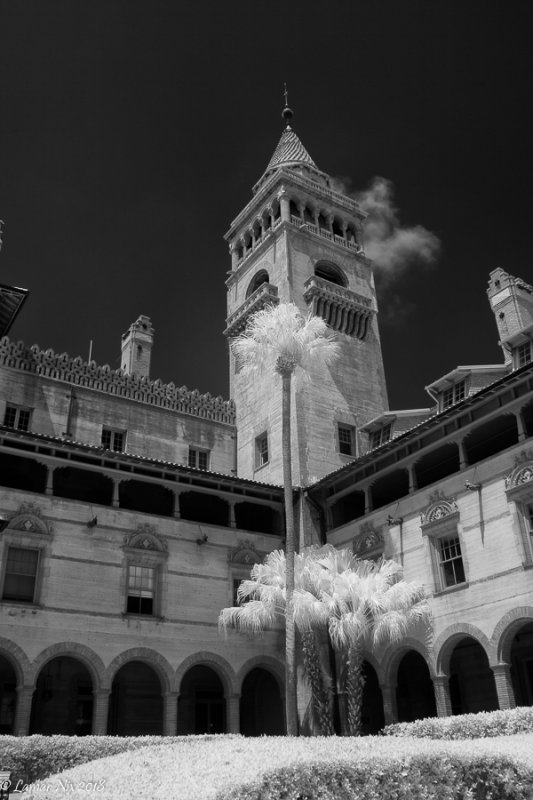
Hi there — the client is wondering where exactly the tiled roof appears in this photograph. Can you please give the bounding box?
[265,126,317,173]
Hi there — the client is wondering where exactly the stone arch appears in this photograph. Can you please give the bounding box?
[236,655,285,695]
[360,650,385,685]
[105,648,174,693]
[382,638,435,685]
[434,623,495,673]
[314,260,347,287]
[0,637,32,687]
[31,642,105,689]
[491,606,533,663]
[246,269,270,298]
[175,651,236,697]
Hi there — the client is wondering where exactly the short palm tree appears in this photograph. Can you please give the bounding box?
[231,304,339,735]
[219,548,335,736]
[315,547,431,735]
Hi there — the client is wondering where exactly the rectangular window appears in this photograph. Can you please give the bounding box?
[517,342,532,368]
[442,380,466,411]
[188,447,210,471]
[338,424,355,456]
[101,427,125,452]
[370,423,392,450]
[126,565,155,615]
[255,433,269,468]
[2,547,39,603]
[438,536,466,587]
[3,404,31,432]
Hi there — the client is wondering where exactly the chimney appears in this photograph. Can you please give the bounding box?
[121,316,154,378]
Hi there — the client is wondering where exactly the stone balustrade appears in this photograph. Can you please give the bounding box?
[224,283,279,338]
[303,276,374,339]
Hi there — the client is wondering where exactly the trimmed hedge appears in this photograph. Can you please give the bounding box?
[384,706,533,739]
[0,734,233,787]
[216,754,532,800]
[15,733,533,800]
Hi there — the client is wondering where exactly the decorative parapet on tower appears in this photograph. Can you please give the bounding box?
[224,283,279,338]
[303,275,374,338]
[0,337,235,424]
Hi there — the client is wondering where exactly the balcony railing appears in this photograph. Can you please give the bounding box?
[303,276,374,339]
[224,283,279,338]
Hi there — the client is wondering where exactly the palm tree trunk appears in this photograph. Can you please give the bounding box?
[345,642,365,736]
[301,631,335,736]
[281,369,298,736]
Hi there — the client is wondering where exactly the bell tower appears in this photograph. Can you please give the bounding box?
[224,102,389,485]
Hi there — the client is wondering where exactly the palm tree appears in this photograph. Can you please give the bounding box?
[231,303,339,736]
[219,548,335,736]
[315,547,431,735]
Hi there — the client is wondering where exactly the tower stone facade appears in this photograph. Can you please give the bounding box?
[487,269,533,366]
[225,106,389,485]
[121,315,155,378]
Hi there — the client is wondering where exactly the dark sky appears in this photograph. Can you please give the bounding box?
[0,0,532,410]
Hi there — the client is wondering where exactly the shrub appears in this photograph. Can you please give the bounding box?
[0,734,232,788]
[383,706,533,740]
[216,754,533,800]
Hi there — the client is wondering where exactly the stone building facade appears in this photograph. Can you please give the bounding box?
[0,108,532,736]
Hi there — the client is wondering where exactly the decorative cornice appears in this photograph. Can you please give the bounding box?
[0,337,235,425]
[4,503,51,536]
[224,283,279,338]
[353,522,383,557]
[506,459,533,492]
[303,275,374,338]
[228,539,264,566]
[421,493,458,528]
[123,523,168,553]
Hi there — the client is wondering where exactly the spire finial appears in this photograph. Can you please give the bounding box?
[282,82,293,128]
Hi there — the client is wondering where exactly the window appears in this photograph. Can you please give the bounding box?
[126,565,155,615]
[338,424,355,456]
[517,342,532,368]
[442,380,466,411]
[370,423,392,450]
[2,547,39,603]
[438,536,466,588]
[101,427,125,452]
[255,433,269,468]
[188,447,210,471]
[3,404,31,432]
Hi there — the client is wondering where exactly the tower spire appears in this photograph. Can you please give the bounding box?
[282,83,293,128]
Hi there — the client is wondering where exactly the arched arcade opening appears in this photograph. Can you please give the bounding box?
[449,637,498,714]
[178,665,226,735]
[30,656,93,735]
[240,667,284,736]
[395,651,437,723]
[0,655,17,734]
[108,660,163,735]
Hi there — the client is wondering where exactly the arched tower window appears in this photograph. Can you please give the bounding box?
[246,270,270,298]
[314,262,347,287]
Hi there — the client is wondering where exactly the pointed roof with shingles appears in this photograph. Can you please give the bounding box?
[266,124,318,172]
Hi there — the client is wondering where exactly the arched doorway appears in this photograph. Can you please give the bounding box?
[361,661,384,735]
[240,667,284,736]
[31,656,93,735]
[178,665,226,734]
[396,651,437,722]
[449,637,498,714]
[108,661,163,735]
[510,622,533,706]
[0,655,17,734]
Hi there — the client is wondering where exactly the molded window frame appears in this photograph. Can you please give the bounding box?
[516,341,532,370]
[370,423,392,450]
[441,380,466,411]
[0,518,52,607]
[3,404,32,432]
[101,427,126,452]
[254,432,269,470]
[421,511,468,594]
[505,472,533,566]
[188,446,210,471]
[337,423,356,457]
